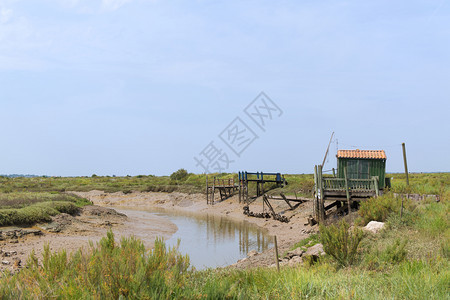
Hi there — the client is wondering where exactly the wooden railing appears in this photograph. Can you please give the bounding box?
[208,178,235,188]
[323,177,377,191]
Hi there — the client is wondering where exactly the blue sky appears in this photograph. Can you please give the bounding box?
[0,0,449,176]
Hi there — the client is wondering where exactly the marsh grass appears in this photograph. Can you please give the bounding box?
[0,201,80,226]
[0,192,89,209]
[289,233,320,251]
[0,192,91,226]
[0,232,190,299]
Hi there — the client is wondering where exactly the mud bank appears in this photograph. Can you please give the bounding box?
[0,205,177,274]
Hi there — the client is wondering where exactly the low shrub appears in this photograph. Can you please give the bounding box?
[320,220,364,267]
[0,201,80,226]
[1,232,191,299]
[0,192,90,209]
[357,193,413,226]
[170,169,189,182]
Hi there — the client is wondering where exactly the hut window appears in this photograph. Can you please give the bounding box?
[347,160,370,179]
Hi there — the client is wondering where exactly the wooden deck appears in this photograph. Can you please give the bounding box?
[314,165,380,223]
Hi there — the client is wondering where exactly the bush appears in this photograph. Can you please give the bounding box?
[0,192,90,209]
[0,201,80,226]
[357,193,407,226]
[320,220,364,267]
[1,232,191,299]
[170,169,189,182]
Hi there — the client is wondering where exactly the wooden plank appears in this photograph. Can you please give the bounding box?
[325,201,339,211]
[280,193,293,209]
[263,195,277,217]
[267,196,311,202]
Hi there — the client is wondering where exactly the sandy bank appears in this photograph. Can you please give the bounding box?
[0,205,177,274]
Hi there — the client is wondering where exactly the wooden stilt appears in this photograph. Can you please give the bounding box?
[344,167,351,215]
[206,176,209,204]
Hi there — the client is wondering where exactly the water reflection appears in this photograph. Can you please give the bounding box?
[129,208,273,269]
[202,213,272,255]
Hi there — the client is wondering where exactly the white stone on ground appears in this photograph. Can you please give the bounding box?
[363,221,385,234]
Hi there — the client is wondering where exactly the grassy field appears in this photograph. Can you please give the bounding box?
[1,172,448,197]
[0,173,448,299]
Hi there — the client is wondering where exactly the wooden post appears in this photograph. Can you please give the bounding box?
[206,176,209,204]
[402,143,409,186]
[212,177,215,205]
[274,236,280,272]
[400,196,404,219]
[261,181,264,196]
[314,165,319,221]
[343,166,351,215]
[374,176,379,197]
[332,168,336,177]
[246,180,249,204]
[238,172,242,203]
[318,165,325,223]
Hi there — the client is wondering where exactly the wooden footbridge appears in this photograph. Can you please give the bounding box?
[205,171,289,206]
[206,177,238,205]
[238,171,287,203]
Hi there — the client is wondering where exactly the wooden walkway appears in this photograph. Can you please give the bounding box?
[206,177,238,205]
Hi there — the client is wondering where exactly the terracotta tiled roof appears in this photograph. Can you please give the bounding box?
[337,149,386,159]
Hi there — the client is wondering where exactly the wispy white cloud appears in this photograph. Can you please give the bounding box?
[101,0,132,11]
[0,7,12,24]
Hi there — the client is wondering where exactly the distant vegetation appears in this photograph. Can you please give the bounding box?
[170,168,189,182]
[1,172,447,199]
[0,192,91,226]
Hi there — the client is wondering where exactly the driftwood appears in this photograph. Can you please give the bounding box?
[243,205,290,223]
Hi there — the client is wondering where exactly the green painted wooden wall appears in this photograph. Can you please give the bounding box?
[337,158,386,189]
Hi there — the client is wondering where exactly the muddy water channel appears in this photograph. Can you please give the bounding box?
[116,208,273,270]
